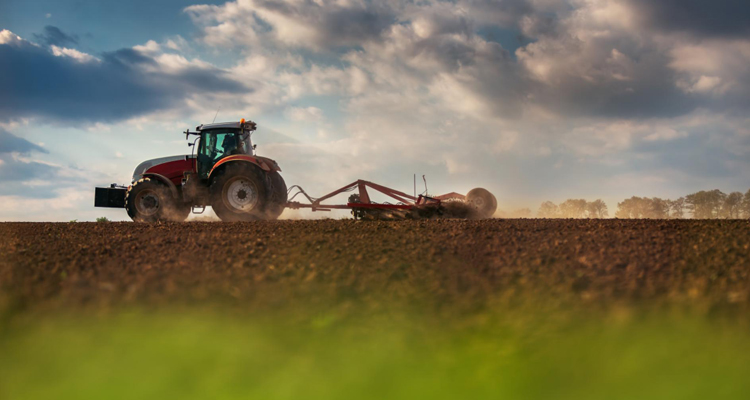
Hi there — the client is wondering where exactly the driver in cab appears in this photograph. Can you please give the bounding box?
[222,135,241,156]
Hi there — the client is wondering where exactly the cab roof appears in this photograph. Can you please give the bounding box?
[196,121,242,131]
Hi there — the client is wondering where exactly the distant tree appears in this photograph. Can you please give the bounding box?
[537,201,559,218]
[668,197,686,219]
[616,196,649,218]
[617,197,668,219]
[707,189,726,217]
[648,198,670,219]
[743,189,750,219]
[586,199,608,218]
[685,190,726,219]
[616,197,634,218]
[559,199,587,218]
[721,192,744,219]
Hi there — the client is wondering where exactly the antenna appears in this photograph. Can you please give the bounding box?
[212,107,221,123]
[422,175,428,196]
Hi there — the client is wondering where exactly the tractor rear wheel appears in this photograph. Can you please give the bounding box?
[466,188,497,218]
[210,163,268,221]
[265,171,287,220]
[125,178,185,222]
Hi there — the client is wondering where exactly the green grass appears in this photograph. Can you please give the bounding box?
[1,307,749,400]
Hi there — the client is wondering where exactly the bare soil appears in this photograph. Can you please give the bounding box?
[1,219,749,316]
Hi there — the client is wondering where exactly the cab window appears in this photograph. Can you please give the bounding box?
[198,129,241,177]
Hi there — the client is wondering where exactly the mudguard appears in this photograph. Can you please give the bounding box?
[142,172,180,199]
[208,155,281,180]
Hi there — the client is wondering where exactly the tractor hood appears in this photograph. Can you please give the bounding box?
[132,155,191,182]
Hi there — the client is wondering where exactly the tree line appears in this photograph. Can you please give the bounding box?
[537,199,609,218]
[536,189,750,219]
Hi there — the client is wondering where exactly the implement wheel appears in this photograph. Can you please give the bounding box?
[125,178,186,222]
[210,163,269,221]
[466,188,497,218]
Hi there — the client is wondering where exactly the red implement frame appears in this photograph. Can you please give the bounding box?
[286,179,458,212]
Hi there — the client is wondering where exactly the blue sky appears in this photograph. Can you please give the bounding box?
[0,1,208,50]
[1,0,749,221]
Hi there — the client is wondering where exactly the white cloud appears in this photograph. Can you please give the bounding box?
[185,0,395,50]
[132,40,161,55]
[285,106,325,122]
[50,45,99,63]
[670,39,750,95]
[0,29,27,46]
[165,36,189,52]
[688,76,722,94]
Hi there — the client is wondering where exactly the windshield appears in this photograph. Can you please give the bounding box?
[202,130,245,158]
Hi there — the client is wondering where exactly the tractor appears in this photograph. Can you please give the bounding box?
[95,119,287,222]
[95,119,498,221]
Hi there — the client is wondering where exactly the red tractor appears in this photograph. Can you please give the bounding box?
[95,119,498,221]
[96,119,287,222]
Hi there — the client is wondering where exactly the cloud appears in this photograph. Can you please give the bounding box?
[0,29,26,46]
[513,0,750,119]
[0,129,67,198]
[668,39,750,110]
[50,45,99,63]
[0,155,59,185]
[33,25,79,47]
[0,127,111,205]
[0,128,48,154]
[285,106,324,122]
[186,0,750,123]
[185,0,396,50]
[0,30,250,123]
[627,0,750,38]
[463,0,535,27]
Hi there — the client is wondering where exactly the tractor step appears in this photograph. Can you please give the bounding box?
[192,205,207,214]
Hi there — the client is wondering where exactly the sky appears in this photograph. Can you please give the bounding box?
[1,0,749,221]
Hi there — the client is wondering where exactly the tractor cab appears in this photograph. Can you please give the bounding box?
[191,119,257,178]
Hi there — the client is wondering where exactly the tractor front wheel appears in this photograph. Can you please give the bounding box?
[210,164,269,221]
[125,178,186,222]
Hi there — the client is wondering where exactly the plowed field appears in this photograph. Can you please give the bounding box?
[1,219,749,313]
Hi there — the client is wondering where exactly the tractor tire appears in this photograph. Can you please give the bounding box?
[466,188,497,218]
[209,163,269,221]
[125,178,185,222]
[265,171,287,220]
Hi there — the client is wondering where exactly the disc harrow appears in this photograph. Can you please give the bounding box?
[286,179,497,220]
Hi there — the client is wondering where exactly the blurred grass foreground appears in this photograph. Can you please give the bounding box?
[1,306,749,400]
